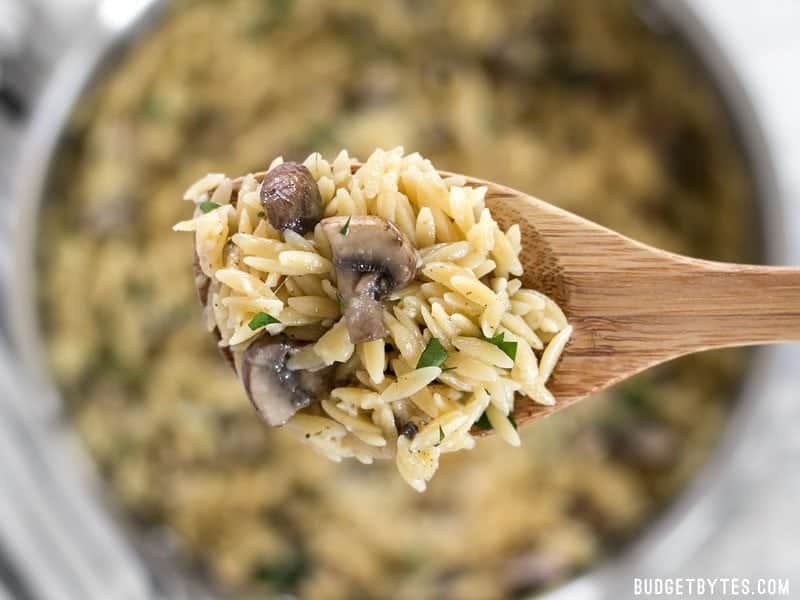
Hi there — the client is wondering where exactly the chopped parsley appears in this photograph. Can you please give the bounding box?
[509,414,518,430]
[618,384,654,416]
[336,291,346,311]
[248,312,280,330]
[436,425,445,446]
[243,0,295,39]
[474,411,493,431]
[484,331,518,361]
[339,216,351,236]
[126,280,152,301]
[303,121,336,149]
[199,201,221,213]
[253,551,308,589]
[440,366,457,373]
[416,337,448,369]
[257,210,265,218]
[140,94,164,122]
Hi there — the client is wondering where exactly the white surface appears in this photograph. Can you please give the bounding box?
[692,0,800,256]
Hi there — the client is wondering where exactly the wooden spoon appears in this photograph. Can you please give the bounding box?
[222,167,800,430]
[474,175,800,429]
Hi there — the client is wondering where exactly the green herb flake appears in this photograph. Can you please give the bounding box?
[440,366,457,373]
[618,384,654,416]
[243,0,295,39]
[257,210,265,218]
[140,94,164,122]
[435,425,445,446]
[340,216,351,236]
[508,414,518,430]
[303,121,336,149]
[416,337,448,369]
[397,552,423,574]
[248,312,280,330]
[126,280,152,302]
[199,201,221,213]
[336,291,346,312]
[485,332,518,361]
[474,411,493,431]
[253,551,308,588]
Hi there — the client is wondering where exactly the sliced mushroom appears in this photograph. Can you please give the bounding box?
[259,162,323,234]
[607,422,679,469]
[241,333,333,426]
[504,551,568,595]
[341,271,391,345]
[321,216,419,343]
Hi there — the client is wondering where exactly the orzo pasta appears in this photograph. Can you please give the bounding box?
[175,148,572,490]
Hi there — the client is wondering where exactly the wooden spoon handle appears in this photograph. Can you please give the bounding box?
[677,261,800,348]
[542,260,800,412]
[585,260,800,359]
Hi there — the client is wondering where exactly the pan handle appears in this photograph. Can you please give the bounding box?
[0,0,109,122]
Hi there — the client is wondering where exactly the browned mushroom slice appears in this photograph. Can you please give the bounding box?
[342,272,390,345]
[259,162,323,234]
[241,333,333,426]
[321,216,419,344]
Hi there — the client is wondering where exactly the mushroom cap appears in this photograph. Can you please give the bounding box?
[321,216,418,291]
[260,162,323,234]
[321,216,419,343]
[241,334,332,426]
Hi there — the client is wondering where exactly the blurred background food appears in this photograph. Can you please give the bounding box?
[35,0,760,598]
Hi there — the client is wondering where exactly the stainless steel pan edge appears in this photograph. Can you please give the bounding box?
[0,3,211,599]
[0,1,798,599]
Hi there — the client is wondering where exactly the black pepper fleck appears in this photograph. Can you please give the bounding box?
[399,422,418,439]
